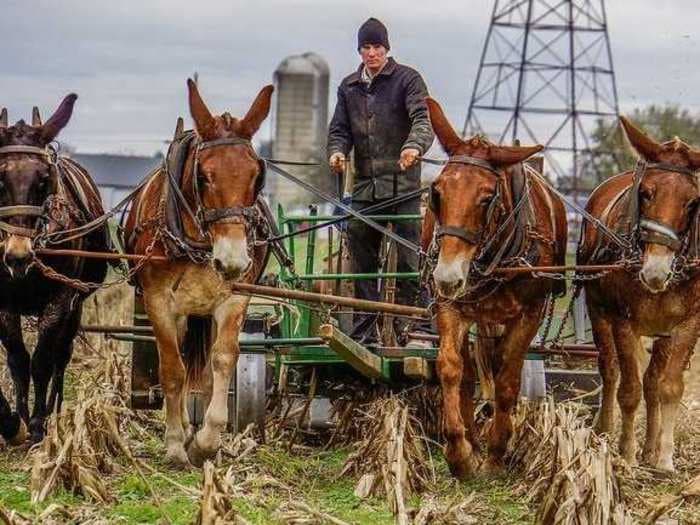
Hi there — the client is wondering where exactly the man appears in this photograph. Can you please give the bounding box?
[327,17,434,344]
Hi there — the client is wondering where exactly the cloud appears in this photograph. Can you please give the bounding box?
[1,0,699,155]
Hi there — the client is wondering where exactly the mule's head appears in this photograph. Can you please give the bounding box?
[187,79,273,280]
[0,95,74,277]
[620,116,700,293]
[426,97,543,299]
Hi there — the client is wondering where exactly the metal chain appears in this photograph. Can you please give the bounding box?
[538,294,556,352]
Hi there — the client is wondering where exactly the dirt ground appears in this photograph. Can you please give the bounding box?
[0,283,698,524]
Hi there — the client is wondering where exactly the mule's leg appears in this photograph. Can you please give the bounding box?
[0,312,31,423]
[47,306,81,414]
[175,316,194,445]
[655,323,697,472]
[147,300,190,467]
[612,321,643,465]
[484,309,541,472]
[588,305,619,434]
[459,333,480,453]
[641,338,665,465]
[0,384,26,445]
[187,298,247,467]
[29,291,79,442]
[436,307,475,479]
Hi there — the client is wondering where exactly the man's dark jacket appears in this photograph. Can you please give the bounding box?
[327,58,434,201]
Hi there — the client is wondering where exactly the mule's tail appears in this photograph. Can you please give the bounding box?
[472,323,504,407]
[183,316,212,389]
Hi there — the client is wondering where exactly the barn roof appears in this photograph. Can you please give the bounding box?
[69,153,162,188]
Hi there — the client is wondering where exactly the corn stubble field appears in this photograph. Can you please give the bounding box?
[0,283,698,524]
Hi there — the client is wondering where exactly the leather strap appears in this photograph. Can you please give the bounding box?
[0,205,43,218]
[200,205,257,225]
[0,221,36,237]
[0,145,53,157]
[447,155,502,177]
[197,137,252,151]
[436,225,481,244]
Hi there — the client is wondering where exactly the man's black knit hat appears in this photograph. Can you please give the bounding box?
[357,18,390,51]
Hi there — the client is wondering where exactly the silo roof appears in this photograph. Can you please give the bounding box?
[275,52,329,76]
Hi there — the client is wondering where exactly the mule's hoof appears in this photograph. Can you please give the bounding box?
[187,437,211,468]
[655,457,675,473]
[448,457,478,480]
[166,446,192,469]
[481,457,505,475]
[8,419,28,446]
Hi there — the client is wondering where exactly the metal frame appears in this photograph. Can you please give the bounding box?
[464,0,620,196]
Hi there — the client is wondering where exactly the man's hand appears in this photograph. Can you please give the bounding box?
[329,152,346,174]
[399,148,420,171]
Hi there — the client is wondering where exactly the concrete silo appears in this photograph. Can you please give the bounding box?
[270,52,330,206]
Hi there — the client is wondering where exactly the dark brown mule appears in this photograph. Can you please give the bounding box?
[422,98,567,478]
[579,116,700,471]
[124,80,272,467]
[0,96,108,444]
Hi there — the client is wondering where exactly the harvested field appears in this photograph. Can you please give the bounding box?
[0,284,698,524]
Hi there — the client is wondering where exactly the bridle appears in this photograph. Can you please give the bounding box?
[190,137,265,233]
[629,160,699,252]
[0,144,58,238]
[428,155,503,246]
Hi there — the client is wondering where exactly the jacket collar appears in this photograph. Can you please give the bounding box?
[348,57,397,85]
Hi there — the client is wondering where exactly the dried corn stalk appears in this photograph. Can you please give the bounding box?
[29,387,125,504]
[508,399,634,525]
[197,461,249,525]
[340,396,435,525]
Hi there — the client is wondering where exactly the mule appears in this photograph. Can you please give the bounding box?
[0,95,109,444]
[422,97,567,478]
[124,80,272,467]
[578,116,700,471]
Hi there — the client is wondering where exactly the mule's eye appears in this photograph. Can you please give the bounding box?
[640,188,652,201]
[479,194,494,206]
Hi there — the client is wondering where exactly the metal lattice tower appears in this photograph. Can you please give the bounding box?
[464,0,619,195]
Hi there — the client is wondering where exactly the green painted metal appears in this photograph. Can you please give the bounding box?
[271,203,435,380]
[284,214,421,223]
[295,272,419,281]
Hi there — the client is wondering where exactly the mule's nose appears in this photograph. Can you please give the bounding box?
[3,251,32,277]
[213,257,252,281]
[436,277,465,298]
[639,269,670,293]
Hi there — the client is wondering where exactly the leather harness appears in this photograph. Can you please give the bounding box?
[0,145,57,237]
[627,160,698,252]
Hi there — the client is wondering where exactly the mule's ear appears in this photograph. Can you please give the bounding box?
[687,147,700,171]
[40,94,77,143]
[0,108,7,128]
[619,115,662,161]
[489,144,543,166]
[32,106,42,126]
[425,97,462,155]
[238,85,274,139]
[187,78,217,140]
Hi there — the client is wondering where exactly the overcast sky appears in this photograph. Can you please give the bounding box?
[2,0,699,156]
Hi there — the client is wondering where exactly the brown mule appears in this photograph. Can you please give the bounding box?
[579,116,700,471]
[123,80,272,467]
[423,98,567,478]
